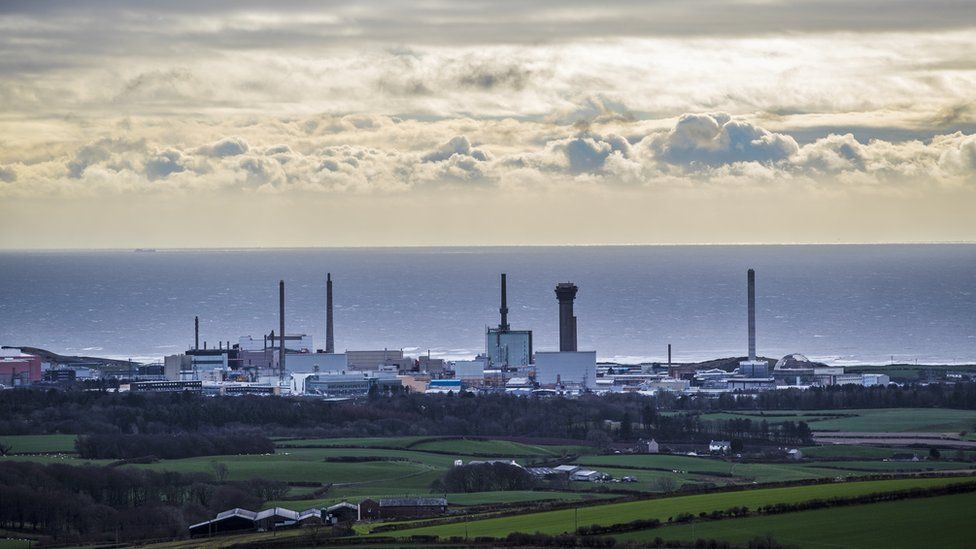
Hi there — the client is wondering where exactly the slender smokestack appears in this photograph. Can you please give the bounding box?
[326,273,335,354]
[499,273,510,331]
[279,280,286,376]
[555,282,579,352]
[668,343,672,366]
[194,316,199,350]
[747,268,756,361]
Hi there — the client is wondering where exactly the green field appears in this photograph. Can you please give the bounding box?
[618,490,976,548]
[275,436,435,449]
[409,438,588,457]
[698,408,976,433]
[807,408,976,432]
[380,476,974,539]
[267,490,617,510]
[573,455,842,484]
[0,434,78,454]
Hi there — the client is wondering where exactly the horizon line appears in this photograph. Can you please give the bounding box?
[1,240,975,252]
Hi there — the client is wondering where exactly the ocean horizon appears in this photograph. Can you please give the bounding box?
[1,244,974,366]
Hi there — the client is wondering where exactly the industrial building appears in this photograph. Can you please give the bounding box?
[485,274,533,369]
[535,351,597,389]
[0,349,42,385]
[286,352,348,373]
[346,349,406,370]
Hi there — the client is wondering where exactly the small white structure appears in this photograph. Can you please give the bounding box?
[570,470,603,482]
[709,440,731,454]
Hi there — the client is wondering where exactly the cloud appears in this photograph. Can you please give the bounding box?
[421,136,489,163]
[200,136,249,157]
[649,113,799,167]
[0,165,16,182]
[144,149,186,180]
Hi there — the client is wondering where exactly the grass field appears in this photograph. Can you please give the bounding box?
[409,438,588,457]
[572,455,841,484]
[617,490,976,548]
[275,436,435,449]
[807,408,976,433]
[267,490,617,510]
[698,408,976,433]
[0,434,78,454]
[379,476,974,539]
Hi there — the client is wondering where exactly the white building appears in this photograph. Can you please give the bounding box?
[453,358,488,380]
[535,351,597,389]
[286,353,348,373]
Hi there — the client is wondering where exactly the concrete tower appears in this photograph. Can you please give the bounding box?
[499,273,510,331]
[747,268,756,361]
[194,316,199,350]
[555,282,579,352]
[326,273,335,354]
[279,279,286,377]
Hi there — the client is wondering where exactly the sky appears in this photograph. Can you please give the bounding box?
[0,1,974,248]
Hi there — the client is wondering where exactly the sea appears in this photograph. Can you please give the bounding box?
[0,245,974,366]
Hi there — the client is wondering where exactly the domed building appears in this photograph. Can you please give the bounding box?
[774,353,814,371]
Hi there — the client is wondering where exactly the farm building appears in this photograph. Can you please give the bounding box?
[323,502,360,524]
[570,469,606,482]
[359,497,448,520]
[188,507,321,537]
[552,464,580,476]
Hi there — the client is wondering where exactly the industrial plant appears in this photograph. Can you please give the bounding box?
[3,268,893,398]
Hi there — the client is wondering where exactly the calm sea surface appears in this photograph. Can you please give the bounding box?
[0,245,973,365]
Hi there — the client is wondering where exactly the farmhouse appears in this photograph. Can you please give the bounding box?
[709,440,731,454]
[359,497,448,520]
[636,438,660,454]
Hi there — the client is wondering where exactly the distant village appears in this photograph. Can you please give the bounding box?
[6,269,951,398]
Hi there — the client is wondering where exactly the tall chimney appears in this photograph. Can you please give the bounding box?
[499,273,510,332]
[279,280,286,376]
[555,282,579,352]
[668,343,672,366]
[194,316,199,350]
[747,268,756,361]
[326,273,335,354]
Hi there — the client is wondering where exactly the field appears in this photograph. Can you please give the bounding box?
[617,490,976,548]
[699,408,976,433]
[379,476,974,539]
[408,438,588,457]
[0,434,78,454]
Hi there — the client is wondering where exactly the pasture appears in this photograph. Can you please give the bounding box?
[379,476,974,539]
[618,490,976,548]
[0,434,78,454]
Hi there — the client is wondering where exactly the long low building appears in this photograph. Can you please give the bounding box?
[188,507,321,536]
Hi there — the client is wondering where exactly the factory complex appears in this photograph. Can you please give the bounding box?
[5,270,890,397]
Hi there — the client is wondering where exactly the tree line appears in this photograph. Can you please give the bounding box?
[0,461,285,543]
[1,383,972,444]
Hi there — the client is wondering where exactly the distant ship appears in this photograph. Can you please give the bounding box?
[134,248,157,253]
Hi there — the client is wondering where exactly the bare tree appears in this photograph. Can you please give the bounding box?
[211,461,229,482]
[654,476,678,493]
